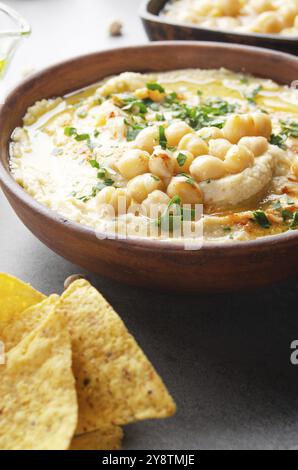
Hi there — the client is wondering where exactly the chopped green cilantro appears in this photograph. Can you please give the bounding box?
[290,212,298,229]
[245,85,263,104]
[64,126,77,137]
[282,209,293,222]
[155,113,165,122]
[103,178,114,186]
[151,175,160,182]
[281,120,298,138]
[64,126,89,142]
[157,195,196,233]
[122,97,147,115]
[89,159,100,169]
[164,98,236,130]
[159,126,167,149]
[168,195,182,207]
[75,133,90,141]
[270,120,298,149]
[176,153,187,167]
[97,169,107,179]
[125,121,147,142]
[165,92,178,105]
[146,82,165,93]
[270,133,287,149]
[252,210,271,229]
[180,173,195,186]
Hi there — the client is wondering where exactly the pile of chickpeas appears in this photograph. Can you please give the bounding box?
[164,0,298,36]
[246,0,298,35]
[97,111,272,212]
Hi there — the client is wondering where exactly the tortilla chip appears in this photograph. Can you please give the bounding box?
[0,309,78,450]
[0,295,60,353]
[70,426,123,451]
[57,280,176,434]
[0,273,45,322]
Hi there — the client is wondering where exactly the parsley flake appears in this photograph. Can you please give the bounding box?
[159,126,167,149]
[176,153,187,167]
[146,82,165,93]
[252,210,271,229]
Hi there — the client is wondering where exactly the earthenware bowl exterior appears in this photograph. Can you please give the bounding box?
[1,42,298,292]
[140,0,298,56]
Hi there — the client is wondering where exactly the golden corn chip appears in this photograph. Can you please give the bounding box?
[58,280,176,434]
[0,309,78,450]
[70,426,123,451]
[0,295,60,352]
[0,273,45,322]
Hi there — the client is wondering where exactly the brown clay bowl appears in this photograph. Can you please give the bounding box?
[140,0,298,55]
[0,42,298,293]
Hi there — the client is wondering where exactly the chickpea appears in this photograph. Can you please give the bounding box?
[64,274,86,290]
[238,136,269,157]
[167,175,203,204]
[280,4,298,28]
[149,89,165,102]
[208,139,232,160]
[127,173,164,203]
[148,148,175,180]
[223,114,255,144]
[251,112,272,139]
[193,0,214,16]
[117,149,149,179]
[252,12,284,34]
[165,121,194,147]
[134,88,148,100]
[178,133,208,157]
[96,111,107,127]
[197,126,224,142]
[291,157,298,177]
[224,145,254,174]
[217,0,241,17]
[96,187,131,215]
[173,150,194,173]
[190,155,227,182]
[141,190,170,219]
[135,87,165,103]
[250,0,274,14]
[134,126,159,153]
[108,20,123,37]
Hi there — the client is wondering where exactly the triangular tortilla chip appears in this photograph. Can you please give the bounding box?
[0,273,45,321]
[70,426,123,450]
[0,308,78,450]
[57,280,176,434]
[0,295,60,352]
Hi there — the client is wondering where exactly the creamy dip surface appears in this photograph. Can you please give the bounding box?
[10,68,298,243]
[161,0,298,37]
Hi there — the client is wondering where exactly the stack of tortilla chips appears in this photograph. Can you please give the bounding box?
[0,274,176,450]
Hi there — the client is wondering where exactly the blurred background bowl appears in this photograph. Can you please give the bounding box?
[140,0,298,55]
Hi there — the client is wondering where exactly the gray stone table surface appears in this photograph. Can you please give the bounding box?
[1,0,298,451]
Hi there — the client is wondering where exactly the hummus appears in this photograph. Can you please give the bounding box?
[10,68,298,243]
[161,0,298,37]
